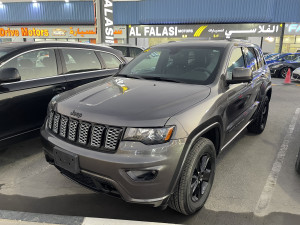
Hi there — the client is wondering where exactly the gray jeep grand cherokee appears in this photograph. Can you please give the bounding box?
[41,40,271,215]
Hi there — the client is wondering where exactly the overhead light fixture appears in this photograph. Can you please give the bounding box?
[0,1,3,5]
[65,0,69,2]
[32,0,37,3]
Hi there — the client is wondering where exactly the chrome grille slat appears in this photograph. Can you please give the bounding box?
[78,122,91,145]
[59,116,69,137]
[52,113,60,134]
[91,125,105,148]
[68,119,78,141]
[105,128,122,150]
[48,111,54,129]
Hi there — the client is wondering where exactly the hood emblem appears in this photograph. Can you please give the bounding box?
[70,110,82,118]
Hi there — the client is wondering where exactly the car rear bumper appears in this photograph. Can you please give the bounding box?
[41,127,186,207]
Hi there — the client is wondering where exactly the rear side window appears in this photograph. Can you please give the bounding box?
[244,47,258,71]
[61,49,102,73]
[1,49,57,81]
[226,48,245,80]
[129,47,143,58]
[111,46,128,57]
[100,52,121,69]
[254,48,263,69]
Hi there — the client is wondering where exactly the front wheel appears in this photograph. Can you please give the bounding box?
[247,96,269,134]
[168,138,216,215]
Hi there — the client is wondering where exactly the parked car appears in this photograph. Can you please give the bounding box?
[296,148,300,174]
[269,57,300,78]
[265,53,279,60]
[109,44,144,61]
[0,42,125,146]
[266,53,300,64]
[292,67,300,80]
[41,40,271,215]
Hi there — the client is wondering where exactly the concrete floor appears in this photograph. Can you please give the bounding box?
[0,78,300,225]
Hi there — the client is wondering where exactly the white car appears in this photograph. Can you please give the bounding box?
[292,67,300,80]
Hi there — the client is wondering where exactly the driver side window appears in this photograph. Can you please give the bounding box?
[226,48,245,80]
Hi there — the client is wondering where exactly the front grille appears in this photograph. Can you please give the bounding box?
[47,111,122,152]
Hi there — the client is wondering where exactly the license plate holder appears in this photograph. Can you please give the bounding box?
[53,147,80,174]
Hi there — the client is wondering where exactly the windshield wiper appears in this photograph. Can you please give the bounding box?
[114,74,144,80]
[141,76,182,83]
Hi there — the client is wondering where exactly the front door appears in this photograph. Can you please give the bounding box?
[0,48,67,141]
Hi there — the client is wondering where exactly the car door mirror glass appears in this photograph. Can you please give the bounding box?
[227,67,252,84]
[0,68,21,84]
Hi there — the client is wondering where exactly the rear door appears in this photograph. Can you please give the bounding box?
[0,48,67,141]
[59,48,122,90]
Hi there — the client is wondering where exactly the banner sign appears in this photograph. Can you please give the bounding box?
[113,26,127,39]
[0,26,97,39]
[100,0,114,43]
[128,23,283,38]
[285,23,300,35]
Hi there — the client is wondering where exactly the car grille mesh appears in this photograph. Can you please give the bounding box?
[48,111,122,152]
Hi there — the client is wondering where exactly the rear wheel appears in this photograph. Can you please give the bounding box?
[247,96,269,134]
[168,138,216,215]
[296,149,300,174]
[279,67,289,78]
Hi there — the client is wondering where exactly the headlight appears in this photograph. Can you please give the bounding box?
[123,126,175,145]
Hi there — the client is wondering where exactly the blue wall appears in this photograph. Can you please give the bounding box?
[0,1,94,25]
[114,0,300,25]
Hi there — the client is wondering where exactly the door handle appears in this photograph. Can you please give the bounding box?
[53,86,66,93]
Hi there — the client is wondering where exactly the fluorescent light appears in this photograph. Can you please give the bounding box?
[0,2,3,5]
[32,0,37,3]
[65,0,69,2]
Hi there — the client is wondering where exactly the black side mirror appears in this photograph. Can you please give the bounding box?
[0,68,21,84]
[119,63,127,70]
[227,67,252,84]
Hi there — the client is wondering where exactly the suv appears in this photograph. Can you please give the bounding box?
[41,40,272,215]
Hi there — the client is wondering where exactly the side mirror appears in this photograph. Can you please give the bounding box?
[227,67,252,84]
[119,63,127,70]
[0,68,21,84]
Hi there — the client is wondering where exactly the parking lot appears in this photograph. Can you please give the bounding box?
[0,78,300,225]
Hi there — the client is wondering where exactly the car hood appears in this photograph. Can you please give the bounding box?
[55,77,210,127]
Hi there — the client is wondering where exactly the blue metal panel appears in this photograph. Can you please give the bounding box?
[0,1,94,25]
[114,0,300,25]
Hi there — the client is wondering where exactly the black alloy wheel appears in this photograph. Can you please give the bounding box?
[280,67,289,78]
[260,100,269,131]
[168,138,216,215]
[191,154,212,202]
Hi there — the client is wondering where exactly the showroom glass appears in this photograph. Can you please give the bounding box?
[100,52,121,69]
[226,48,245,80]
[0,49,57,81]
[119,47,224,85]
[244,47,258,71]
[61,49,102,73]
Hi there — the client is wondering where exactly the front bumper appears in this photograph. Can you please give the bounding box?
[292,71,300,80]
[41,127,185,207]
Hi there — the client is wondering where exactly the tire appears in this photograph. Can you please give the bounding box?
[296,149,300,174]
[168,138,216,215]
[247,96,269,134]
[279,67,289,78]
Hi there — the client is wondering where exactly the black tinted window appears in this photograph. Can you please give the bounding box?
[62,49,102,73]
[227,48,245,80]
[1,49,57,81]
[129,47,143,58]
[244,47,258,71]
[120,46,224,85]
[100,52,121,69]
[111,46,128,57]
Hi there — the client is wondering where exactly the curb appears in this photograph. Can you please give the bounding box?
[0,210,178,225]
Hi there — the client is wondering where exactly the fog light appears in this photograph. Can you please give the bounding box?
[126,170,158,181]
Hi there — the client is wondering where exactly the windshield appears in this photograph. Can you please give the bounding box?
[118,46,224,85]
